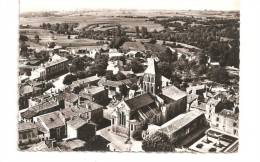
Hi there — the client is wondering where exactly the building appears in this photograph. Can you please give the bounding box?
[43,55,69,79]
[20,99,60,122]
[70,75,101,90]
[142,58,161,95]
[33,111,66,140]
[79,86,108,105]
[64,93,78,109]
[160,85,187,122]
[205,98,239,137]
[66,117,96,141]
[111,93,161,138]
[159,110,209,146]
[18,122,39,146]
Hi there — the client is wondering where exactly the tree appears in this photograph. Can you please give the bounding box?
[105,70,115,81]
[34,34,40,43]
[132,130,143,141]
[141,26,148,38]
[63,74,77,85]
[207,67,229,84]
[135,26,140,37]
[116,72,126,81]
[20,35,28,41]
[131,58,144,73]
[142,132,175,152]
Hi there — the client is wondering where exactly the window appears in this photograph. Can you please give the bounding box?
[233,129,237,135]
[216,117,219,122]
[216,124,219,127]
[131,124,133,131]
[112,118,114,125]
[233,122,237,127]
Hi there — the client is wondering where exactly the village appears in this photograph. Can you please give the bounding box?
[18,10,239,152]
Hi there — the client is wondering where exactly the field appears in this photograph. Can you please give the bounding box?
[20,28,100,47]
[20,15,164,32]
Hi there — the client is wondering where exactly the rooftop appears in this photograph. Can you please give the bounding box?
[71,75,101,87]
[160,110,204,134]
[44,57,68,68]
[77,100,103,113]
[125,93,155,112]
[21,99,60,119]
[64,93,78,103]
[162,85,187,101]
[67,117,94,130]
[79,86,105,96]
[120,41,146,51]
[18,122,37,131]
[37,111,65,129]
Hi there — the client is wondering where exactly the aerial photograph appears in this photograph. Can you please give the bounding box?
[18,0,240,152]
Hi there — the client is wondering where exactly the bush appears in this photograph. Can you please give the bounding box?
[132,131,143,141]
[208,147,217,152]
[196,143,203,148]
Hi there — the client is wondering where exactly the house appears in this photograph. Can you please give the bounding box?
[102,79,134,99]
[43,55,69,79]
[205,98,239,137]
[159,110,208,146]
[30,67,46,80]
[79,86,108,105]
[18,122,39,146]
[33,111,66,140]
[111,93,161,138]
[160,85,187,122]
[64,93,78,109]
[161,75,171,88]
[70,75,101,90]
[66,117,96,141]
[60,100,104,124]
[20,99,60,122]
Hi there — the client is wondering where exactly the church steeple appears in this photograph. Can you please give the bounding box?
[142,57,161,95]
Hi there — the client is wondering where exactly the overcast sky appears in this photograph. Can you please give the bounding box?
[20,0,240,12]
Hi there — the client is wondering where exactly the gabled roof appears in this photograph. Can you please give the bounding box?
[124,93,155,112]
[121,41,146,51]
[160,110,204,134]
[162,85,187,101]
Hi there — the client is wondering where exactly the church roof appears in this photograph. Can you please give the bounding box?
[125,93,155,112]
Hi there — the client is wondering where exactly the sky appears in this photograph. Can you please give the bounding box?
[20,0,240,12]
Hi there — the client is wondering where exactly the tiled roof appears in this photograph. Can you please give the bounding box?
[79,86,105,97]
[21,100,59,119]
[18,122,37,131]
[102,79,133,87]
[162,85,187,101]
[160,110,204,134]
[37,111,65,129]
[125,93,155,112]
[219,109,239,120]
[71,75,100,87]
[78,100,103,112]
[64,93,78,103]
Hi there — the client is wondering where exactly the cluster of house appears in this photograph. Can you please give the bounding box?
[18,40,239,152]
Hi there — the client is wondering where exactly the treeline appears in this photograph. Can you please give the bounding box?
[40,22,79,35]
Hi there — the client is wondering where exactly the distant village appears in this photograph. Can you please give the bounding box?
[18,12,239,152]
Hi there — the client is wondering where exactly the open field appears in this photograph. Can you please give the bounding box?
[20,28,100,47]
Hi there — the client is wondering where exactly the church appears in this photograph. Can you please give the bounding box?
[110,57,187,138]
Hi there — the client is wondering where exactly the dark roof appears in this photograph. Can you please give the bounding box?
[125,93,155,112]
[21,100,59,119]
[18,122,37,131]
[77,100,103,112]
